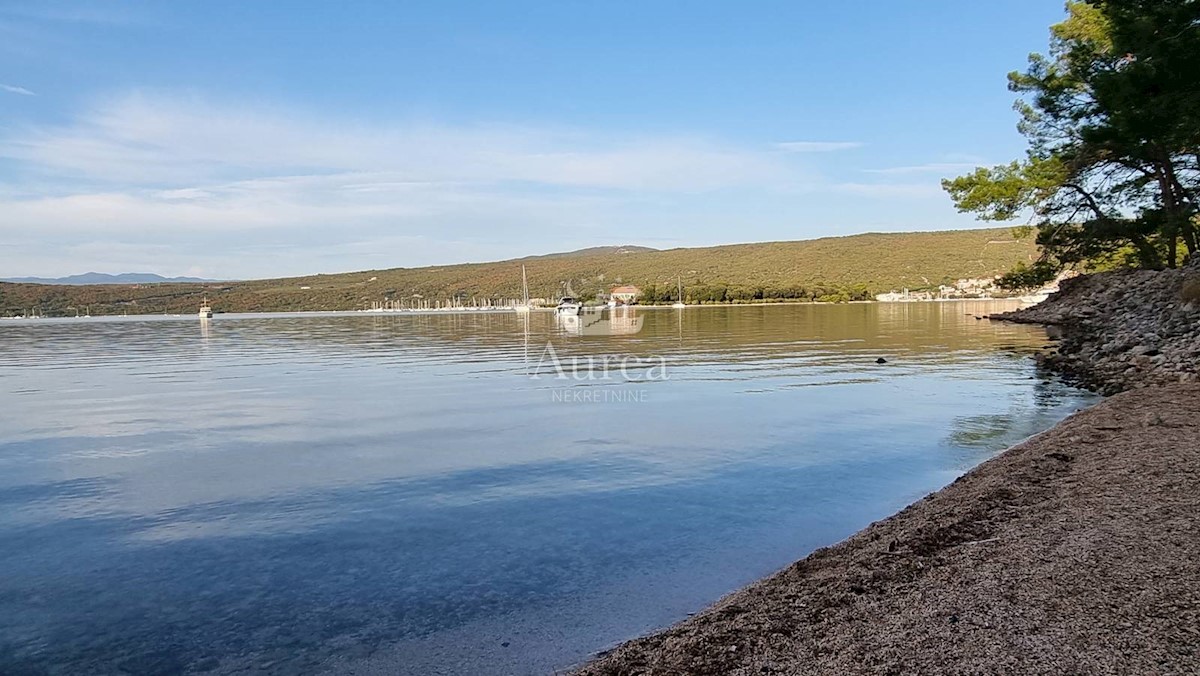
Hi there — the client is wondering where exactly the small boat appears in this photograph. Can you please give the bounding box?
[199,297,213,319]
[672,276,687,308]
[556,296,582,315]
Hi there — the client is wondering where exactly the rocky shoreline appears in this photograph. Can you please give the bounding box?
[994,257,1200,395]
[573,262,1200,675]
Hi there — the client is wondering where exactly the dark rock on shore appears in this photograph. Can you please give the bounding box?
[994,256,1200,395]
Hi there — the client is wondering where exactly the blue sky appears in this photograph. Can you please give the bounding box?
[0,1,1063,279]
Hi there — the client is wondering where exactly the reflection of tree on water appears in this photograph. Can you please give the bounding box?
[946,378,1097,452]
[947,413,1020,449]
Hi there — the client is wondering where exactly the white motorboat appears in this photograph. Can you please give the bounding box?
[199,297,213,319]
[556,296,582,315]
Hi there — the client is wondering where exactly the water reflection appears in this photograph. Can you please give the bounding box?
[0,302,1097,675]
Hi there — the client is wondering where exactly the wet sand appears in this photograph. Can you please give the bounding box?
[576,384,1200,674]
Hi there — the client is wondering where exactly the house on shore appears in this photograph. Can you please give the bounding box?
[610,285,641,305]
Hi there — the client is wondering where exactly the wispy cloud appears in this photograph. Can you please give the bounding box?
[1,94,808,192]
[0,3,144,26]
[0,83,35,96]
[775,141,863,153]
[0,93,983,277]
[0,93,836,275]
[863,162,981,175]
[831,182,945,199]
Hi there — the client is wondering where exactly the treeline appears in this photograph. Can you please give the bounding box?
[634,282,874,304]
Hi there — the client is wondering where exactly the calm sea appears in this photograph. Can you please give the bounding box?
[0,302,1096,674]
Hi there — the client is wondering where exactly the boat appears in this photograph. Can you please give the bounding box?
[672,276,687,308]
[514,265,533,313]
[199,297,213,319]
[556,296,582,315]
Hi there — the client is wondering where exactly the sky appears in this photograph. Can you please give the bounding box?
[0,0,1065,279]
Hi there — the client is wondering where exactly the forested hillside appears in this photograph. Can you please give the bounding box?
[0,228,1036,316]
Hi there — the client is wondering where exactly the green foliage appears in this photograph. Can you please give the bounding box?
[943,158,1067,222]
[945,0,1200,277]
[996,261,1060,290]
[0,228,1036,315]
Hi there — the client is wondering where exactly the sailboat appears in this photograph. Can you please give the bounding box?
[672,276,687,308]
[514,265,533,313]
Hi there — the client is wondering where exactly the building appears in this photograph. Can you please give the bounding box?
[610,285,641,305]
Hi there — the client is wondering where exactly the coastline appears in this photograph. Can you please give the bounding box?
[0,297,1028,321]
[577,263,1200,674]
[576,384,1200,674]
[994,259,1200,395]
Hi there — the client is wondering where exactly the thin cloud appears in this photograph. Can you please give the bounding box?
[1,83,35,96]
[775,141,863,153]
[863,162,981,175]
[1,94,808,192]
[1,94,980,278]
[831,182,944,198]
[0,93,831,276]
[0,4,144,26]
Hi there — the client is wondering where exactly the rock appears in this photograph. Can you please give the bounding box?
[993,264,1200,394]
[875,357,887,364]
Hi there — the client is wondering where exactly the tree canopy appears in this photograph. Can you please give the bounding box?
[944,0,1200,288]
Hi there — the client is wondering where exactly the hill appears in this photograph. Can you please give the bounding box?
[528,245,660,259]
[1,273,216,285]
[0,228,1036,316]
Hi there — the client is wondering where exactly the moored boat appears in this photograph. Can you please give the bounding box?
[555,297,581,315]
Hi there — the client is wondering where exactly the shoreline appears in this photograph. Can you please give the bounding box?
[576,384,1200,674]
[993,260,1199,395]
[576,262,1200,673]
[0,297,1029,322]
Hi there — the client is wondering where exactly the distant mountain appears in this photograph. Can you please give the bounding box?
[520,246,662,261]
[529,245,659,259]
[2,272,217,285]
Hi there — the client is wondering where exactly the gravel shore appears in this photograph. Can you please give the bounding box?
[576,385,1200,675]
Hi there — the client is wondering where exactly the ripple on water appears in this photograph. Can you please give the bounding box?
[0,304,1098,674]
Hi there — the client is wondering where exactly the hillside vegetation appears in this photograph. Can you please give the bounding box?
[0,228,1036,316]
